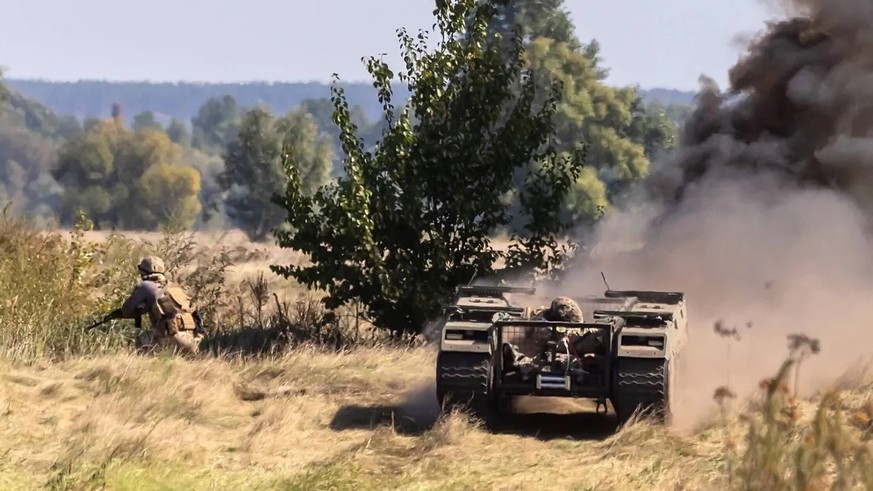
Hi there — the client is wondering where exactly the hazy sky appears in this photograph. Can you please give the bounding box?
[1,0,783,90]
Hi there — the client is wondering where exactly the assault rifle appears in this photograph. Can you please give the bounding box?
[84,309,142,330]
[85,309,205,334]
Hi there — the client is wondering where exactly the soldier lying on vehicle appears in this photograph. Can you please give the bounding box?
[499,297,607,378]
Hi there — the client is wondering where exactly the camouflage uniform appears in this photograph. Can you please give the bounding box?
[534,296,607,363]
[531,296,585,323]
[502,297,579,375]
[504,296,605,374]
[119,256,203,355]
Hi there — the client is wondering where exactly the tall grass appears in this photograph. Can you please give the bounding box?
[0,209,249,361]
[0,209,138,360]
[714,329,873,489]
[725,360,873,489]
[0,210,398,362]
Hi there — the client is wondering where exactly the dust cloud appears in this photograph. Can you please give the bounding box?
[560,174,873,428]
[553,0,873,428]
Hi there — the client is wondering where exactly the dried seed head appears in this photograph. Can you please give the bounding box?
[714,386,737,402]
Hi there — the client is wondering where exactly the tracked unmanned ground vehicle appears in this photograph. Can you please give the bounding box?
[434,285,688,426]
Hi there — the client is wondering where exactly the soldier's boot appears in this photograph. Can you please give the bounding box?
[135,330,157,353]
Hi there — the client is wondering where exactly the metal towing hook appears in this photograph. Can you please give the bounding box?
[595,397,608,415]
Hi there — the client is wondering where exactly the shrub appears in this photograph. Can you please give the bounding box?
[0,209,133,360]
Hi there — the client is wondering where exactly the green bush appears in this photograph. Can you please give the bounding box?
[0,209,136,360]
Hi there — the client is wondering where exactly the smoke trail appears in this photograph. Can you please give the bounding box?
[671,0,873,212]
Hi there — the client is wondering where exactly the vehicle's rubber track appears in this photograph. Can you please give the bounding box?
[436,351,490,419]
[611,357,670,425]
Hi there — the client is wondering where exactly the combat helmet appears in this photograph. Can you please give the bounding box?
[546,296,584,322]
[137,256,165,276]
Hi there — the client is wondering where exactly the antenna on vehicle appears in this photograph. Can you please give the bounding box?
[468,270,477,286]
[601,271,611,291]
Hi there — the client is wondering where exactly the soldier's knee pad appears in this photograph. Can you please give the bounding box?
[172,331,201,355]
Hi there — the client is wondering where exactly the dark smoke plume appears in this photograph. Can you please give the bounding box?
[549,1,873,428]
[662,0,873,215]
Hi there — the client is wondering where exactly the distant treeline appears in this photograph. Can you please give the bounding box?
[0,76,697,236]
[5,79,412,126]
[6,79,696,128]
[0,0,704,240]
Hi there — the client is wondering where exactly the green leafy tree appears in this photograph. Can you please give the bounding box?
[276,110,333,194]
[218,106,282,241]
[0,70,9,111]
[54,128,116,226]
[177,145,224,225]
[166,118,192,147]
[136,164,202,228]
[497,0,581,49]
[53,119,202,229]
[659,102,693,131]
[525,37,647,180]
[300,97,386,176]
[300,98,344,136]
[0,81,73,220]
[272,0,584,335]
[132,111,162,131]
[626,99,677,160]
[191,95,240,152]
[563,166,608,225]
[83,117,102,132]
[1,86,82,140]
[491,0,676,220]
[219,105,333,241]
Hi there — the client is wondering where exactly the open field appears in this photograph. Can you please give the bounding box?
[7,217,873,490]
[3,345,873,490]
[78,228,307,291]
[9,0,873,487]
[75,228,526,289]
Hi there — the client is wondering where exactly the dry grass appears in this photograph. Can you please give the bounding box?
[0,346,705,490]
[0,347,430,490]
[77,228,541,289]
[3,344,872,490]
[7,217,873,489]
[0,212,386,362]
[80,228,307,288]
